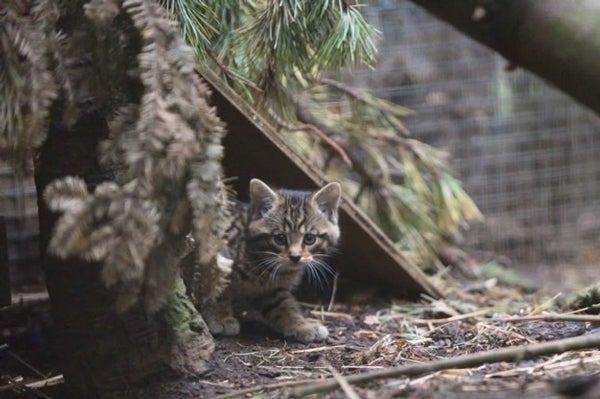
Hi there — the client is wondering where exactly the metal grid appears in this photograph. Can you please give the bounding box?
[358,1,600,265]
[0,165,41,287]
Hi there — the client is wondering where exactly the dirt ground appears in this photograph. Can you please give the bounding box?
[2,263,600,398]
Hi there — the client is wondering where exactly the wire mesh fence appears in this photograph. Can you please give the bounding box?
[0,164,41,288]
[2,1,600,286]
[356,0,600,266]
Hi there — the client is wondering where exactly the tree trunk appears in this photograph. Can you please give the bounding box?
[409,0,600,115]
[35,113,214,397]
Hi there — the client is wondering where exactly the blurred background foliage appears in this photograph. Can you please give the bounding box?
[163,0,482,272]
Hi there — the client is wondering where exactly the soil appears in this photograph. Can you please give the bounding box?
[3,269,600,399]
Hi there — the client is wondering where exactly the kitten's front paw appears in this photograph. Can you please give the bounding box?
[206,316,240,336]
[284,319,328,343]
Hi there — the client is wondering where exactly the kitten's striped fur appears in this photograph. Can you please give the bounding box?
[201,179,341,342]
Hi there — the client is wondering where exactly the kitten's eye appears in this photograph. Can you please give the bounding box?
[303,233,316,245]
[273,234,287,246]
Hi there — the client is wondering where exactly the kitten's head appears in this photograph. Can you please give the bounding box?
[246,179,341,274]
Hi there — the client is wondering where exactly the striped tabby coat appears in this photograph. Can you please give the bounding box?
[201,179,341,342]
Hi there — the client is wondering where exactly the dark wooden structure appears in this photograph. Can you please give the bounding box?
[200,69,441,299]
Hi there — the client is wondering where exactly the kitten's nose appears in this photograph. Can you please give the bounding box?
[289,254,301,263]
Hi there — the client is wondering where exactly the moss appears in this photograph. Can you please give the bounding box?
[156,277,215,374]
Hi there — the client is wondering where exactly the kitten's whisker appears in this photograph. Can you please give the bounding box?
[252,256,282,282]
[305,264,317,287]
[269,264,282,285]
[310,266,324,291]
[306,262,330,291]
[253,257,280,280]
[253,256,277,268]
[312,266,326,291]
[310,258,336,276]
[306,258,337,292]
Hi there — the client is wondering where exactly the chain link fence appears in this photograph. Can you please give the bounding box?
[356,1,600,266]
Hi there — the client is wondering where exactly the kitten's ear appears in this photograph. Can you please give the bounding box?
[249,179,278,215]
[312,182,342,222]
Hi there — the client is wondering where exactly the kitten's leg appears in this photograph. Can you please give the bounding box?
[257,289,328,343]
[200,294,240,336]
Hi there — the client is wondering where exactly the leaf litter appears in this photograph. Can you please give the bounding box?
[3,274,600,398]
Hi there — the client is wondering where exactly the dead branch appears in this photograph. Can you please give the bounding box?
[289,344,348,355]
[407,309,495,325]
[216,379,314,399]
[485,350,600,378]
[318,77,412,117]
[308,310,354,321]
[498,314,600,324]
[5,348,47,378]
[292,97,384,193]
[267,107,353,166]
[324,361,361,399]
[397,310,600,327]
[25,375,64,389]
[287,332,600,397]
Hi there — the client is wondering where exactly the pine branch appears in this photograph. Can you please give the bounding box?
[318,77,413,136]
[0,1,59,171]
[43,0,229,312]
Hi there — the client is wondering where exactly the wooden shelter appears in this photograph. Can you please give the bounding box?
[200,69,441,299]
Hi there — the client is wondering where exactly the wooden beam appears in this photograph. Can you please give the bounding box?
[410,0,600,115]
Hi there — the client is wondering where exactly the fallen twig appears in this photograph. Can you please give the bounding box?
[354,334,393,365]
[498,314,600,324]
[485,350,600,378]
[325,361,361,399]
[289,344,347,354]
[402,310,600,327]
[407,309,494,325]
[287,332,600,397]
[341,365,385,370]
[308,310,354,321]
[481,323,538,344]
[25,374,64,389]
[215,378,314,399]
[528,293,562,315]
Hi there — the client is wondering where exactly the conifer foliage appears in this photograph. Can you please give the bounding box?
[1,0,229,312]
[0,0,482,312]
[166,0,482,271]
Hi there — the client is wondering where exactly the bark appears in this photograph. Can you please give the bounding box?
[408,0,600,115]
[35,114,213,397]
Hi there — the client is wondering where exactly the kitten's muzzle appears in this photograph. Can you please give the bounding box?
[289,254,302,263]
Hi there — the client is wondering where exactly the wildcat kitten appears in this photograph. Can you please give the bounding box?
[201,179,341,343]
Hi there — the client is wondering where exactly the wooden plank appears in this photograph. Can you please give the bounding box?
[200,68,442,299]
